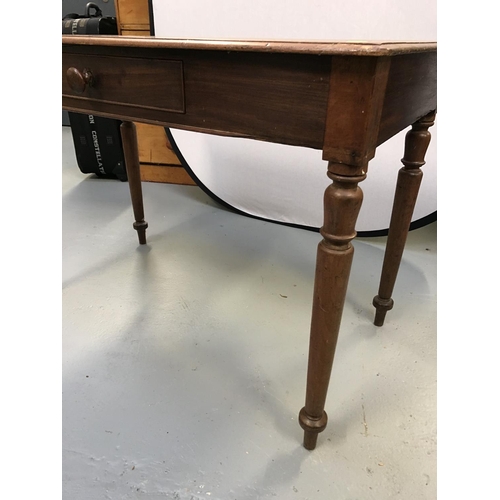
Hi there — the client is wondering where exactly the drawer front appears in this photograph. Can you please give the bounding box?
[62,53,185,114]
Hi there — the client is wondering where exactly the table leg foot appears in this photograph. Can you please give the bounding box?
[133,220,148,245]
[372,111,436,326]
[372,296,394,326]
[299,407,327,450]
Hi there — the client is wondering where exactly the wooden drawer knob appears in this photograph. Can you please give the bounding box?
[66,67,94,94]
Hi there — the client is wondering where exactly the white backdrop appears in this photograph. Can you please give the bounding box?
[152,1,437,232]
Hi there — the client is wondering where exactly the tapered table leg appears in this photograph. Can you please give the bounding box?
[299,165,366,450]
[120,121,148,245]
[373,111,436,326]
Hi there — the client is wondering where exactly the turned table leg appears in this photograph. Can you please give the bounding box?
[373,111,436,326]
[120,121,148,245]
[299,164,366,450]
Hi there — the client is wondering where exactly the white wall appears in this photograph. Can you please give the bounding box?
[152,1,437,232]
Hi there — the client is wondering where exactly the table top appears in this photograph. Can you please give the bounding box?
[63,33,436,169]
[62,35,436,56]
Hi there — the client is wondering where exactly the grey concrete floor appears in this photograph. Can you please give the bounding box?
[62,127,436,500]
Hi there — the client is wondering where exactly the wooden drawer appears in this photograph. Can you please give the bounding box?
[62,52,185,115]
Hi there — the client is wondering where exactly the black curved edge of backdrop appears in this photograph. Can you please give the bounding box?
[148,1,436,238]
[165,129,436,237]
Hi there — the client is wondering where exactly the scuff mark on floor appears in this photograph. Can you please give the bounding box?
[362,404,368,436]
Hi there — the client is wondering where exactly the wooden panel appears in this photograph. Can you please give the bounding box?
[115,0,150,27]
[63,35,436,57]
[135,123,181,165]
[322,56,390,171]
[121,28,150,35]
[377,52,437,145]
[140,164,196,185]
[62,52,185,114]
[62,46,331,149]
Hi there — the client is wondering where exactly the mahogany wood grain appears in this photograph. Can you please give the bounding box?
[373,111,436,326]
[63,45,331,149]
[63,35,436,56]
[62,36,437,450]
[299,166,366,449]
[322,56,391,173]
[63,52,185,114]
[377,53,437,146]
[120,121,148,244]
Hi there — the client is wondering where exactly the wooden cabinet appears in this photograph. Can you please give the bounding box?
[114,0,150,34]
[114,0,195,185]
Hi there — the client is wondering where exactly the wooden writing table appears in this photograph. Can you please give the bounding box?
[62,35,437,450]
